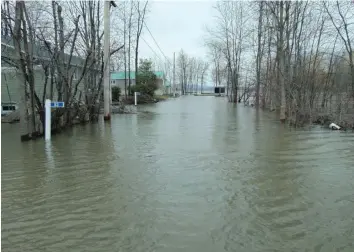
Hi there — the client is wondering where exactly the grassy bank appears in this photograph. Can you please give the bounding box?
[259,106,354,130]
[154,95,169,102]
[121,94,169,105]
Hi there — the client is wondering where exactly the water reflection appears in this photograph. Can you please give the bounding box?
[45,141,55,168]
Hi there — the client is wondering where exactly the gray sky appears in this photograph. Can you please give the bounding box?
[138,1,217,64]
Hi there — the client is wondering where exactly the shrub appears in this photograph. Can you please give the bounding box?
[112,86,121,101]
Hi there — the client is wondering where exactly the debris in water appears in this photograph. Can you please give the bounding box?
[329,123,341,130]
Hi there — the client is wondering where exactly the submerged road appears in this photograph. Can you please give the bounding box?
[2,96,354,251]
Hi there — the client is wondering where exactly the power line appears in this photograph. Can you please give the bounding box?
[132,2,172,67]
[143,22,171,66]
[141,36,163,62]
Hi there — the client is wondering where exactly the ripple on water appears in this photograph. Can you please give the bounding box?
[1,97,354,251]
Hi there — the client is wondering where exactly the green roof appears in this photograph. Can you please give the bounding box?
[111,71,165,80]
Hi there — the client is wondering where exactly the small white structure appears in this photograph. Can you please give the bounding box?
[45,99,65,141]
[134,92,139,106]
[329,123,341,130]
[45,99,52,141]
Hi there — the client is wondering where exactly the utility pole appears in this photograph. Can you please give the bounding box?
[103,1,116,121]
[128,1,132,95]
[103,0,111,121]
[123,1,127,98]
[173,52,176,97]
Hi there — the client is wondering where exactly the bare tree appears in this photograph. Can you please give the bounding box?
[1,0,125,140]
[205,1,249,102]
[134,1,148,79]
[177,49,189,95]
[255,1,264,107]
[323,1,354,99]
[201,0,353,128]
[200,61,209,94]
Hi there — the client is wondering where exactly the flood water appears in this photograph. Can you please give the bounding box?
[2,96,354,252]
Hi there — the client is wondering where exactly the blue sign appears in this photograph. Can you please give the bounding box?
[50,101,65,108]
[57,102,65,108]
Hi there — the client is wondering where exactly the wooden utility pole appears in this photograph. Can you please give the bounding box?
[103,1,111,121]
[103,1,117,121]
[173,52,176,96]
[128,1,133,95]
[124,1,127,98]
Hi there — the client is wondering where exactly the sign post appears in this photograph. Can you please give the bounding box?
[134,92,140,106]
[45,99,51,141]
[45,99,65,141]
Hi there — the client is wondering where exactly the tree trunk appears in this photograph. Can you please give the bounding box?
[278,1,286,122]
[255,1,264,107]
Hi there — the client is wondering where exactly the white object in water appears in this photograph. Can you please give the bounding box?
[45,99,52,141]
[329,123,340,130]
[134,92,140,106]
[45,99,65,141]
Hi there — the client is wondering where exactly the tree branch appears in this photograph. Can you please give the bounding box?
[110,44,124,56]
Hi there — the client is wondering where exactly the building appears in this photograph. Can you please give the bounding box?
[1,35,96,106]
[110,71,171,96]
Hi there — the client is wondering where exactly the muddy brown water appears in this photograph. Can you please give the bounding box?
[2,96,354,251]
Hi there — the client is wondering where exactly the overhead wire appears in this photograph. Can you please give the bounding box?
[143,22,171,66]
[140,36,163,63]
[132,2,172,68]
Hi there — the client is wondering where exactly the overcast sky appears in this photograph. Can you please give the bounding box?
[138,1,217,66]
